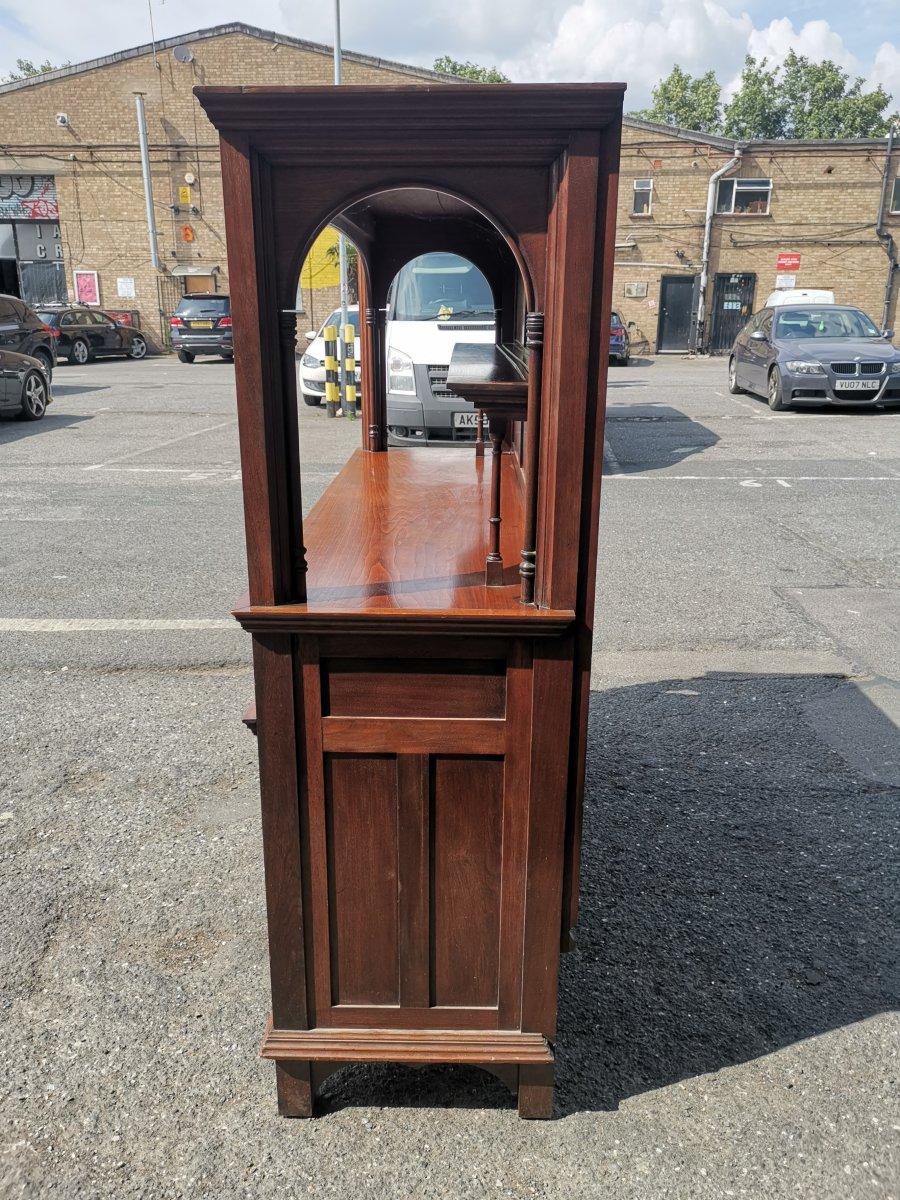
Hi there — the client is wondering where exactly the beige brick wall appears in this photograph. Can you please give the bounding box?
[614,126,900,352]
[0,31,427,345]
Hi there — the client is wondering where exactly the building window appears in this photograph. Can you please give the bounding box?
[891,176,900,214]
[632,178,652,215]
[716,177,772,215]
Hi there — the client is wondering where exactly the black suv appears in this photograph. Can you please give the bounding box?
[0,294,56,378]
[169,294,232,362]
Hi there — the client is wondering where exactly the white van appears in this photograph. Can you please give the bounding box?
[385,252,496,444]
[764,288,835,308]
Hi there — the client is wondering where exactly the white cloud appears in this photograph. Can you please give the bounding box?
[869,41,900,99]
[0,0,897,115]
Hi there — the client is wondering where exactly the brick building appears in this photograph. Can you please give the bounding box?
[0,24,449,344]
[1,25,898,353]
[617,118,899,353]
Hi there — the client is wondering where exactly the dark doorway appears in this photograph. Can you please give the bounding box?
[0,259,18,296]
[19,261,66,306]
[710,272,756,353]
[657,275,697,352]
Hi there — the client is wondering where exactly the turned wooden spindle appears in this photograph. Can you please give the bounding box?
[485,415,507,586]
[475,408,485,458]
[519,312,544,604]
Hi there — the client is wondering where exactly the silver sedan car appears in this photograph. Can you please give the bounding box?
[729,304,900,411]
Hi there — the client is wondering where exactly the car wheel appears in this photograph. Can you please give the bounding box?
[19,371,48,421]
[728,357,744,394]
[302,393,323,407]
[129,335,147,360]
[69,338,90,365]
[767,366,790,411]
[177,349,195,364]
[220,352,234,361]
[32,349,53,379]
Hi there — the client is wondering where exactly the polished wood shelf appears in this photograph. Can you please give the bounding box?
[446,341,528,414]
[233,448,574,631]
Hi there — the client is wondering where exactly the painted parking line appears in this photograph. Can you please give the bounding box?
[83,419,237,471]
[603,475,897,485]
[0,618,234,632]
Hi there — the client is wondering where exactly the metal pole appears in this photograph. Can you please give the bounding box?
[696,146,741,352]
[134,93,161,272]
[333,0,351,414]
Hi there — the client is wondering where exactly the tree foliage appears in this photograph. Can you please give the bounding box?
[633,65,722,133]
[433,56,509,83]
[2,57,68,83]
[633,54,897,140]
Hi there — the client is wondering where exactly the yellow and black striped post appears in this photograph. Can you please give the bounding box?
[342,322,357,419]
[324,324,339,418]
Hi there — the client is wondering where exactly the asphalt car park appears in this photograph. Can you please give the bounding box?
[1,354,897,1199]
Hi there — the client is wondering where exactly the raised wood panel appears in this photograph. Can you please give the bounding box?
[323,658,506,719]
[430,756,503,1009]
[321,717,505,755]
[325,754,399,1006]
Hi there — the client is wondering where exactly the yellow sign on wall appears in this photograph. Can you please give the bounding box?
[300,227,341,291]
[178,185,192,205]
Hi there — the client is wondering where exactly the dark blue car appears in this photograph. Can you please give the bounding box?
[610,309,630,365]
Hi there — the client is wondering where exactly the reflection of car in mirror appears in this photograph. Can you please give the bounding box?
[385,252,496,445]
[729,304,900,411]
[298,305,360,408]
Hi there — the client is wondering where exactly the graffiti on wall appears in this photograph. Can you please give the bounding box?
[0,175,59,221]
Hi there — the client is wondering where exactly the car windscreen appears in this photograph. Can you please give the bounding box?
[389,253,495,321]
[321,310,360,335]
[175,297,229,317]
[774,308,880,339]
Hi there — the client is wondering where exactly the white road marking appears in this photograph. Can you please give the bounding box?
[604,475,896,483]
[83,420,237,471]
[0,618,234,633]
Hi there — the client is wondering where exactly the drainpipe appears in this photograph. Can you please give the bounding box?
[695,144,742,352]
[876,123,898,333]
[134,92,161,271]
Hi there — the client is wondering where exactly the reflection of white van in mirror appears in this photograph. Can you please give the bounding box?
[385,252,496,445]
[764,288,835,308]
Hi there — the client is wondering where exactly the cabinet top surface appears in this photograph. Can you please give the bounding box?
[238,448,569,623]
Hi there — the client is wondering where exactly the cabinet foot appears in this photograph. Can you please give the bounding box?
[517,1063,555,1119]
[275,1061,314,1118]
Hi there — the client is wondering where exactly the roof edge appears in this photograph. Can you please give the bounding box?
[0,22,459,95]
[623,113,894,150]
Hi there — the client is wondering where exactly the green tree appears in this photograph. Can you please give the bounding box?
[778,51,894,138]
[2,57,68,83]
[723,56,787,139]
[324,239,359,304]
[632,64,722,133]
[433,56,509,83]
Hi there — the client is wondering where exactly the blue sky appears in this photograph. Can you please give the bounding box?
[0,0,898,110]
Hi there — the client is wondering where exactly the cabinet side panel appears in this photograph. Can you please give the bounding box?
[325,754,400,1005]
[430,756,503,1008]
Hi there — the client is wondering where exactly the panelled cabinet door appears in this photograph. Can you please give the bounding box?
[298,638,532,1031]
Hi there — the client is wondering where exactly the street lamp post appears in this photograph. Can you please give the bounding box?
[334,0,352,417]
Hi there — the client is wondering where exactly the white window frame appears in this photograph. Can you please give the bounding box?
[716,177,772,215]
[632,178,653,216]
[891,176,900,215]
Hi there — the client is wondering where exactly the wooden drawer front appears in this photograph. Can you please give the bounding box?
[322,657,506,719]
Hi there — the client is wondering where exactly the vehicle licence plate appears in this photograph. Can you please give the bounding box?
[191,320,214,329]
[835,379,878,391]
[453,411,479,428]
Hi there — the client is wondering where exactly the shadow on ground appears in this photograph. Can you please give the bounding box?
[604,402,719,471]
[0,412,93,442]
[315,670,898,1117]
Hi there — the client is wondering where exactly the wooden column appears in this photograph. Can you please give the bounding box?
[485,415,507,586]
[475,409,485,458]
[519,312,543,604]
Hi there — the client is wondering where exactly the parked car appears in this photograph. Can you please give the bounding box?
[610,309,631,365]
[763,287,835,308]
[299,305,360,407]
[0,347,52,421]
[729,304,900,410]
[169,294,232,362]
[37,305,147,364]
[0,294,57,378]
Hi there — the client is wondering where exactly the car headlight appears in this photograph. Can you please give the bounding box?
[387,348,416,395]
[300,353,320,369]
[785,360,826,375]
[890,362,900,374]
